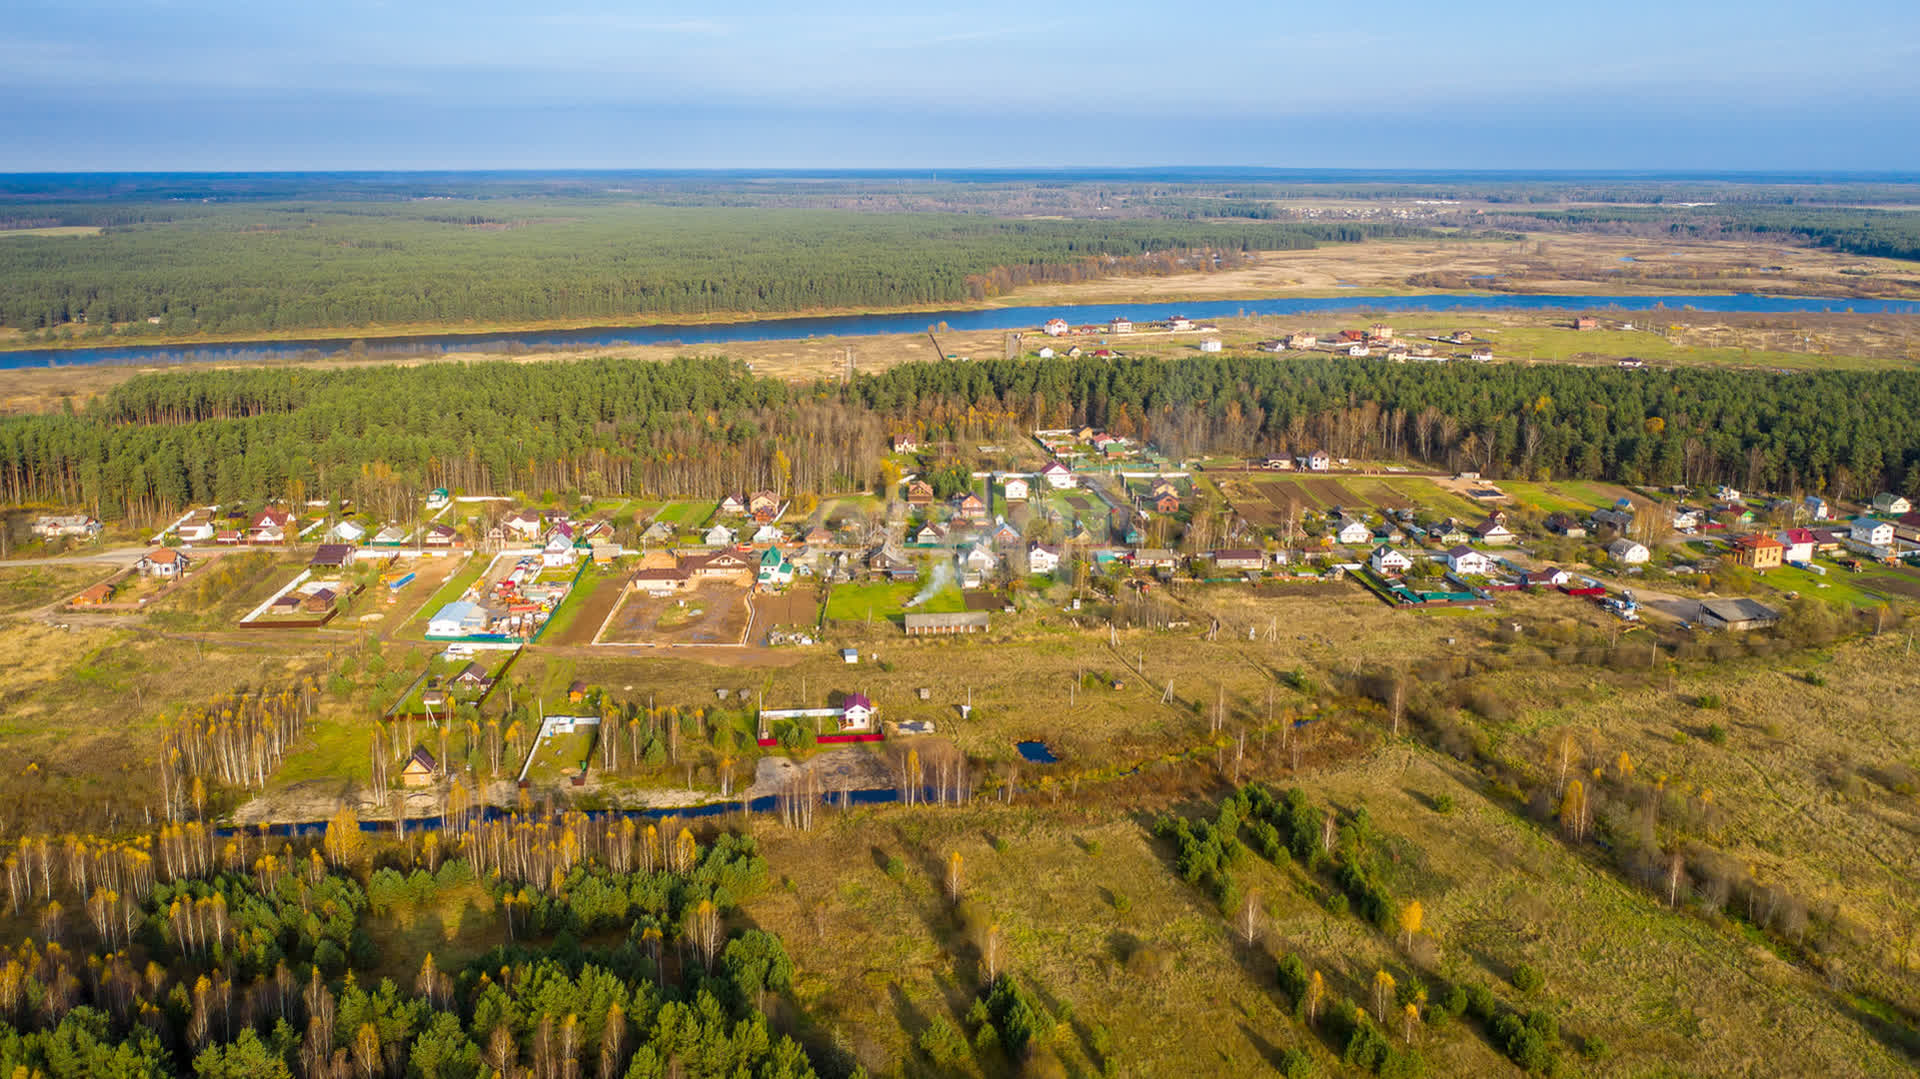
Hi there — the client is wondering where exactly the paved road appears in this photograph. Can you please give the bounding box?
[2,545,150,567]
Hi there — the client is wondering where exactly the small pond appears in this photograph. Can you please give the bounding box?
[1014,741,1059,764]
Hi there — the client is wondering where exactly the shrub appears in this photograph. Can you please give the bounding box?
[1511,963,1544,995]
[1431,793,1455,814]
[1703,723,1728,746]
[918,1016,968,1067]
[1277,1047,1316,1078]
[884,856,906,880]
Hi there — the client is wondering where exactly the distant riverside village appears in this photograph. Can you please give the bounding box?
[1028,313,1637,367]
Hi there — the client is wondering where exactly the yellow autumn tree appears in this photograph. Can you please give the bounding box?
[1397,900,1424,949]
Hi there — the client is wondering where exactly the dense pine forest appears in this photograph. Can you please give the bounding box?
[5,354,1918,521]
[0,202,1427,335]
[1509,204,1920,263]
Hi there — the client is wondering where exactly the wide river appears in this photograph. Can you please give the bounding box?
[7,292,1918,371]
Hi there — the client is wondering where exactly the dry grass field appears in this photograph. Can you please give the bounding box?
[744,734,1913,1077]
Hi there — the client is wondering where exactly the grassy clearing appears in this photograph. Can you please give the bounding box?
[746,731,1909,1077]
[0,564,108,612]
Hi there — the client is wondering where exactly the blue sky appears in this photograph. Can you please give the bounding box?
[4,0,1917,170]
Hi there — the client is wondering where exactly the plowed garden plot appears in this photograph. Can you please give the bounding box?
[751,591,821,632]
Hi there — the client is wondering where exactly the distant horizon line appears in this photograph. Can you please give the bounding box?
[5,167,1920,182]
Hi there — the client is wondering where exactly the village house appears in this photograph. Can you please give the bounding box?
[175,516,216,544]
[1001,475,1030,502]
[1109,316,1134,334]
[1369,545,1412,576]
[686,548,755,584]
[327,520,367,544]
[248,509,291,545]
[1020,542,1058,575]
[1520,566,1572,588]
[891,433,919,453]
[1299,450,1332,472]
[748,490,781,522]
[1198,338,1223,353]
[1445,545,1494,576]
[1368,323,1394,340]
[1041,462,1075,489]
[913,521,948,545]
[1573,316,1598,331]
[1803,495,1830,521]
[1336,519,1373,545]
[1669,507,1704,533]
[1607,539,1651,565]
[1544,512,1588,538]
[717,494,747,516]
[703,523,737,547]
[1284,332,1318,350]
[1777,528,1817,563]
[750,522,783,546]
[1591,506,1634,532]
[630,564,693,596]
[542,527,578,568]
[1469,348,1494,363]
[1472,514,1515,544]
[1872,493,1913,516]
[1893,512,1920,545]
[372,524,411,546]
[423,523,461,548]
[1261,456,1293,471]
[400,747,438,788]
[953,493,990,524]
[988,518,1022,547]
[867,542,917,582]
[1448,330,1475,344]
[906,479,935,505]
[957,543,999,586]
[31,515,102,539]
[502,510,545,539]
[758,548,794,587]
[426,488,451,510]
[1849,516,1895,549]
[1036,347,1055,358]
[1168,315,1193,331]
[1345,343,1370,357]
[310,544,356,569]
[1152,489,1181,514]
[1210,549,1266,572]
[1728,532,1785,571]
[1043,318,1070,336]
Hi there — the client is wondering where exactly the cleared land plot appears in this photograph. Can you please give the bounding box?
[599,582,752,645]
[752,590,822,633]
[400,556,486,634]
[549,569,631,645]
[1225,474,1481,525]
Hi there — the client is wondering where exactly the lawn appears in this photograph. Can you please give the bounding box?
[1500,479,1646,518]
[522,725,599,783]
[1756,563,1883,609]
[824,579,966,624]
